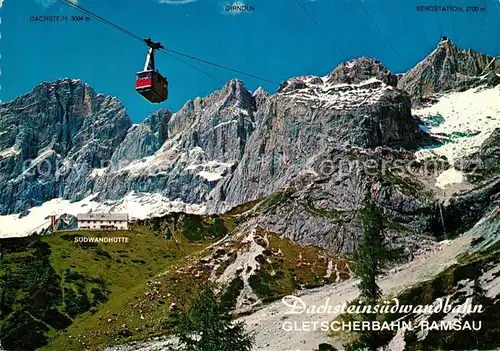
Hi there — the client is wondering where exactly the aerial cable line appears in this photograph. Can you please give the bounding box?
[55,0,276,85]
[57,0,220,83]
[354,0,405,65]
[158,47,276,83]
[57,0,143,41]
[56,0,237,84]
[161,51,225,84]
[292,0,348,59]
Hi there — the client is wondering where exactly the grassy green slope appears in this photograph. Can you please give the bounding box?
[0,194,355,351]
[0,214,233,351]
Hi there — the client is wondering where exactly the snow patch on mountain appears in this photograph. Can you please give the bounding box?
[185,160,234,182]
[119,155,157,173]
[435,168,465,189]
[90,167,108,178]
[0,192,205,238]
[197,171,222,182]
[97,191,206,219]
[280,76,391,111]
[213,119,238,129]
[0,146,21,158]
[0,196,98,238]
[414,86,500,164]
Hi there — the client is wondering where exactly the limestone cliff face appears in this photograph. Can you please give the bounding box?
[91,79,257,204]
[397,38,499,104]
[457,128,500,182]
[1,41,497,256]
[207,57,424,214]
[0,79,131,214]
[110,109,171,168]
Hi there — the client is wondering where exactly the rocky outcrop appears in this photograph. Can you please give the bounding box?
[439,178,500,237]
[110,109,171,168]
[398,38,499,104]
[0,41,497,256]
[208,59,424,213]
[0,79,131,214]
[457,128,500,182]
[228,146,439,254]
[90,79,257,204]
[325,57,398,86]
[166,79,256,162]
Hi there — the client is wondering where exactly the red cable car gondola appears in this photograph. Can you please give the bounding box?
[135,38,168,103]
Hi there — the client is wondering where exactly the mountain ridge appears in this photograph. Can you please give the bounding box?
[0,39,499,351]
[0,39,498,242]
[398,37,499,104]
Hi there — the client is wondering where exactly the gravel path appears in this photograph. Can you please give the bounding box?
[105,233,473,351]
[242,233,472,351]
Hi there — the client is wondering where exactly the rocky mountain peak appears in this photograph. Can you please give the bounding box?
[219,78,255,109]
[34,77,84,91]
[4,78,81,109]
[166,78,256,141]
[207,57,428,213]
[223,78,246,92]
[325,57,398,86]
[252,86,268,97]
[144,109,171,132]
[276,56,398,95]
[2,40,497,223]
[251,86,271,113]
[0,79,132,214]
[398,38,499,103]
[436,35,456,49]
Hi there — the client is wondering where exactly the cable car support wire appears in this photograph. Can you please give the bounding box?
[55,0,276,84]
[354,0,405,65]
[292,0,348,59]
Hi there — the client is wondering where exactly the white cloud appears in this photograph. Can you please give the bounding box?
[158,0,198,4]
[0,0,4,9]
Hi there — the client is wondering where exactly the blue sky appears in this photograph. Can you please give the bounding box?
[1,0,498,123]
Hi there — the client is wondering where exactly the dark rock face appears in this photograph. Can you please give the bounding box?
[239,147,440,254]
[110,109,171,168]
[208,59,423,213]
[0,57,446,220]
[397,38,499,104]
[0,79,258,214]
[0,41,497,256]
[440,178,500,237]
[166,79,256,163]
[91,79,257,204]
[0,79,131,214]
[457,128,500,182]
[326,57,398,86]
